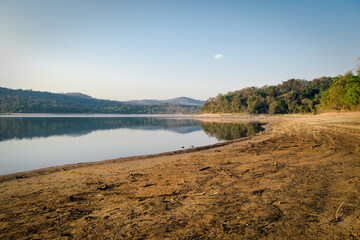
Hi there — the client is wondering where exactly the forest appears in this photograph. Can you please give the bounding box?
[0,88,200,114]
[201,70,360,114]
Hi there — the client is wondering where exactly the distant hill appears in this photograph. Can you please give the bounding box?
[164,97,205,106]
[64,92,93,99]
[126,97,205,106]
[0,87,202,114]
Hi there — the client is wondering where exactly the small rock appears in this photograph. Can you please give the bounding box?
[252,189,265,195]
[15,175,27,179]
[84,216,97,221]
[143,183,156,188]
[220,161,231,165]
[97,184,112,190]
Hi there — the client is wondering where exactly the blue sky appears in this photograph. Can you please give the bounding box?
[0,0,359,101]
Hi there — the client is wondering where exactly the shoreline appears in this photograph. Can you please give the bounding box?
[1,112,359,239]
[0,134,258,183]
[0,111,351,181]
[0,113,271,179]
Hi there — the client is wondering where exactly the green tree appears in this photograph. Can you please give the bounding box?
[269,100,287,114]
[321,71,360,110]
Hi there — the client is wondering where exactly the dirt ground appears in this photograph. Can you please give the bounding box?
[0,112,360,239]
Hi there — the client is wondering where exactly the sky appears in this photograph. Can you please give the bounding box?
[0,0,359,101]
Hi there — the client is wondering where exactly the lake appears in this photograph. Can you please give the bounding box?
[0,114,264,175]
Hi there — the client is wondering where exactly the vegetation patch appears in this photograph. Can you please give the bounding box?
[201,70,360,114]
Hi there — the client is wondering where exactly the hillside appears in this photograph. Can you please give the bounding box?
[64,92,93,99]
[0,87,202,114]
[125,97,204,106]
[201,70,360,114]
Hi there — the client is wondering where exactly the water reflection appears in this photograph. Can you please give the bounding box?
[201,121,264,140]
[0,116,266,175]
[0,117,265,142]
[0,117,202,142]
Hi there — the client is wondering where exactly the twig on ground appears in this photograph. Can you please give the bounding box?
[335,201,344,222]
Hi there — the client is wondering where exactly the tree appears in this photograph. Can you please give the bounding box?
[269,100,287,114]
[320,71,360,110]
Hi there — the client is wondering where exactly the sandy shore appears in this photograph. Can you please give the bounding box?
[1,112,360,239]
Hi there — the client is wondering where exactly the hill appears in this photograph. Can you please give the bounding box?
[64,92,93,99]
[165,97,205,106]
[126,97,204,106]
[0,87,202,114]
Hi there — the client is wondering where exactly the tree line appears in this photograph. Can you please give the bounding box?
[0,87,200,114]
[201,70,360,114]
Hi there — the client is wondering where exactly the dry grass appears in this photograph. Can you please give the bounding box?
[270,112,360,151]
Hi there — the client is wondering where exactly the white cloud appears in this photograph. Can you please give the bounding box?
[213,54,224,60]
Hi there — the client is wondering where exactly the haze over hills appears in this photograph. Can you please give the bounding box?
[125,97,205,106]
[64,92,93,99]
[62,93,205,106]
[0,87,203,114]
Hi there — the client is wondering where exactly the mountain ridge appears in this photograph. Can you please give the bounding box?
[64,92,93,99]
[0,87,203,114]
[63,91,204,106]
[125,97,205,106]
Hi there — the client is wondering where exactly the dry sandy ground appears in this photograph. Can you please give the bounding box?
[0,112,360,239]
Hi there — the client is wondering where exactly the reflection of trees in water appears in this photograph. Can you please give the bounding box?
[0,117,202,141]
[0,117,265,142]
[200,121,264,141]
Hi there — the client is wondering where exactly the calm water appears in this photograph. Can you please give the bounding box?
[0,115,264,175]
